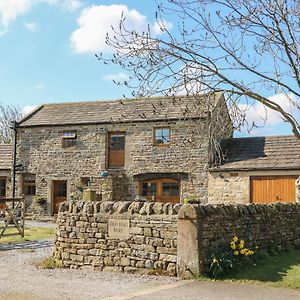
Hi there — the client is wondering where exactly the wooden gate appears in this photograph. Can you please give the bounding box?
[250,176,297,204]
[0,198,25,239]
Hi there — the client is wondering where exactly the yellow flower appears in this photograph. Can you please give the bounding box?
[239,240,245,249]
[230,241,236,250]
[212,258,218,263]
[234,251,239,256]
[240,248,247,255]
[232,236,239,243]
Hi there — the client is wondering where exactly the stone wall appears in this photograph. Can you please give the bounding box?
[54,200,181,275]
[55,200,300,278]
[208,173,249,204]
[16,119,216,215]
[178,203,300,278]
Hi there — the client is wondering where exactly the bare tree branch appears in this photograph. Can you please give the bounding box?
[99,0,300,138]
[0,103,23,144]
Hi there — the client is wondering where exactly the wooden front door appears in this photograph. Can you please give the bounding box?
[108,132,125,168]
[250,176,297,204]
[139,178,180,204]
[52,180,67,215]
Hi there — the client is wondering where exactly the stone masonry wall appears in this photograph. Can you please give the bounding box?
[54,200,181,276]
[208,173,249,204]
[55,201,300,278]
[177,203,300,277]
[16,119,217,215]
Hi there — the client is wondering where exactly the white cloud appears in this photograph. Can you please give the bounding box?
[102,72,129,82]
[0,0,82,34]
[0,0,32,34]
[70,4,173,54]
[239,93,300,135]
[152,19,173,36]
[70,5,148,54]
[34,83,45,89]
[23,105,37,115]
[24,21,38,32]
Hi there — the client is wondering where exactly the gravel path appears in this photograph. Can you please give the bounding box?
[0,244,178,300]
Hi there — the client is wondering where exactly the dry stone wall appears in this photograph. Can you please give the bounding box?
[177,203,300,278]
[54,200,181,276]
[55,200,300,278]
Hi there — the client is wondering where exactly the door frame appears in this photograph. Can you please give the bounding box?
[106,131,126,169]
[48,177,70,215]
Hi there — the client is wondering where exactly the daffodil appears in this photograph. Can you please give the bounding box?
[234,251,239,256]
[239,240,245,249]
[232,236,239,243]
[230,241,236,250]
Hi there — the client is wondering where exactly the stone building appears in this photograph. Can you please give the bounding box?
[15,92,232,215]
[208,135,300,204]
[0,144,12,200]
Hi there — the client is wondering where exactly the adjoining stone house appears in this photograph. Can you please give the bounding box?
[208,135,300,204]
[15,92,232,215]
[0,144,12,200]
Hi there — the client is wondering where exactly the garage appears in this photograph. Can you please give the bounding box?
[250,176,297,204]
[208,136,300,204]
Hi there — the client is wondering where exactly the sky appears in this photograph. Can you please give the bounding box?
[0,0,298,137]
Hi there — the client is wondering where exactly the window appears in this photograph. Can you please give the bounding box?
[0,178,6,198]
[162,182,179,197]
[139,178,180,203]
[154,127,170,145]
[141,182,157,198]
[62,131,77,148]
[23,174,36,196]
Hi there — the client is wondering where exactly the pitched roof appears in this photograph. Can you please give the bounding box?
[0,144,12,170]
[211,135,300,171]
[18,93,224,127]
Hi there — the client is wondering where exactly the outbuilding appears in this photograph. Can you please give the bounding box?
[209,135,300,204]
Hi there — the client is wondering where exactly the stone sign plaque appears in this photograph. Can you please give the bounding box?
[108,219,130,239]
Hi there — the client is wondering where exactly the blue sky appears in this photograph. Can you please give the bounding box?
[0,0,297,137]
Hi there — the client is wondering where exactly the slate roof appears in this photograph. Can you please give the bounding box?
[211,135,300,171]
[0,144,12,170]
[18,93,224,127]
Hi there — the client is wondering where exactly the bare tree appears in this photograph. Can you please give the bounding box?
[99,0,300,138]
[0,103,23,144]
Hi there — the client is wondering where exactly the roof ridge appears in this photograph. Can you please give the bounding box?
[37,92,221,107]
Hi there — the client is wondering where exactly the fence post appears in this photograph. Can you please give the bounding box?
[177,204,203,279]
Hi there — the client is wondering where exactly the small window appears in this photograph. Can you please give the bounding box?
[62,131,77,148]
[141,182,157,197]
[111,135,125,150]
[23,174,36,196]
[162,182,180,197]
[0,178,6,198]
[154,127,170,145]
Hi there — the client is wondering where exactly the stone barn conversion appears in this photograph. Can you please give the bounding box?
[14,92,232,215]
[209,135,300,204]
[0,144,12,200]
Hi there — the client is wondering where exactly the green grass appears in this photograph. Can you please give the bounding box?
[0,227,54,244]
[201,249,300,289]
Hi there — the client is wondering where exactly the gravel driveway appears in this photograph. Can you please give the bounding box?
[0,244,178,300]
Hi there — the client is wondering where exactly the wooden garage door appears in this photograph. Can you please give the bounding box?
[250,176,297,204]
